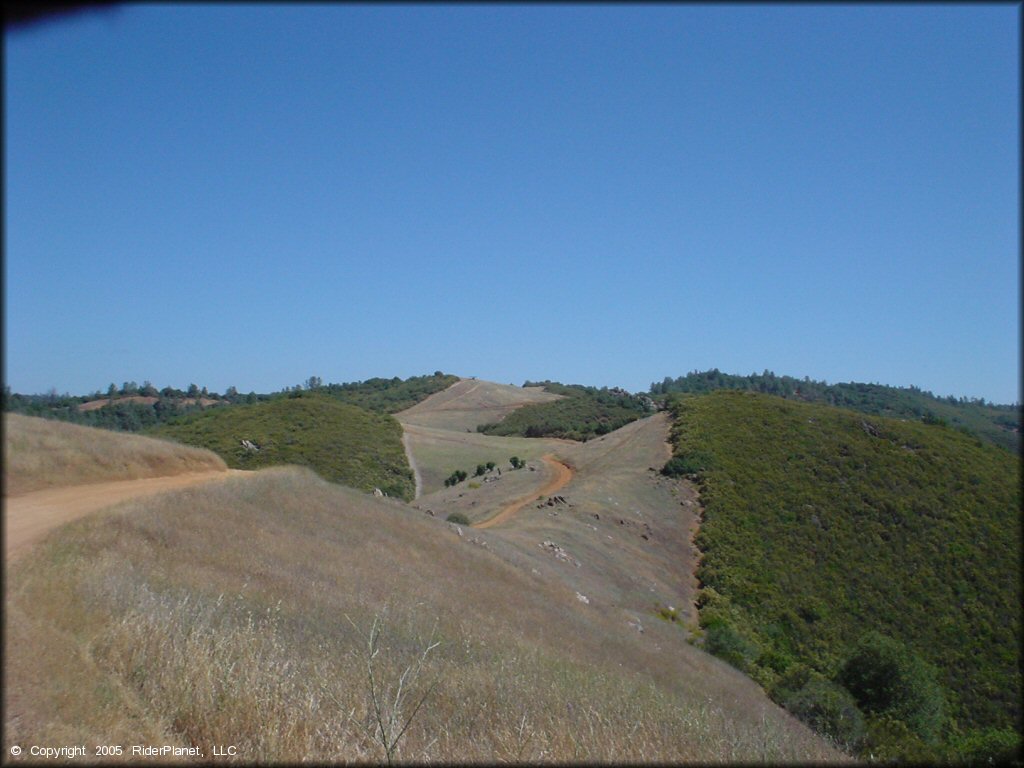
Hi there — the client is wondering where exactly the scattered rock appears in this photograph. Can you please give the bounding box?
[240,439,260,452]
[539,540,581,568]
[373,488,385,498]
[576,592,590,604]
[449,523,463,537]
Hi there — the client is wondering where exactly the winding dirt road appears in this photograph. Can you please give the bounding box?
[4,470,247,562]
[473,454,573,530]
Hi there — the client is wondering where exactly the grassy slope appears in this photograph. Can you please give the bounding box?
[5,466,840,763]
[148,393,414,500]
[654,370,1020,453]
[396,379,564,432]
[321,372,460,413]
[399,424,567,496]
[478,382,652,441]
[4,413,226,495]
[667,392,1021,741]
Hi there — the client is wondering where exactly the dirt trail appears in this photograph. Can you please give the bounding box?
[4,470,248,562]
[474,454,573,530]
[401,430,423,500]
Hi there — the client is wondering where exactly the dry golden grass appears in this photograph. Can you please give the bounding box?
[5,466,844,763]
[396,379,563,432]
[4,414,226,495]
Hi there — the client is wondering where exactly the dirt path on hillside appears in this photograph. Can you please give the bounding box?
[473,455,573,530]
[4,470,248,562]
[402,430,423,500]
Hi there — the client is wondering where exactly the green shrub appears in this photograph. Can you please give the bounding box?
[860,714,941,763]
[446,512,470,526]
[661,451,713,477]
[838,632,946,745]
[781,675,865,752]
[951,727,1022,765]
[444,469,469,487]
[703,619,760,673]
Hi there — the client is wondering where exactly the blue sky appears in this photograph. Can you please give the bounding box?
[4,4,1019,403]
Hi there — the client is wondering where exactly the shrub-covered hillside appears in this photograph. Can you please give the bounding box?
[666,391,1020,759]
[477,382,654,441]
[148,393,414,500]
[320,372,459,413]
[653,369,1020,453]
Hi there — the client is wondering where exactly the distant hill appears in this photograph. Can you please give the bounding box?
[664,390,1020,760]
[652,369,1020,453]
[477,381,656,442]
[148,393,414,499]
[396,378,564,432]
[319,372,460,413]
[2,373,460,435]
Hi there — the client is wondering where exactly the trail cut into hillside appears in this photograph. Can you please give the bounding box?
[473,454,574,529]
[5,470,247,562]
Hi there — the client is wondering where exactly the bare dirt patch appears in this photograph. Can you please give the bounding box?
[474,455,573,530]
[76,396,223,412]
[77,395,159,411]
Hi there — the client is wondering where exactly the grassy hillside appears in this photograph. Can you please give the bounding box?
[396,378,564,432]
[665,391,1020,760]
[4,413,226,495]
[653,369,1020,453]
[5,466,840,763]
[148,393,414,500]
[478,382,654,441]
[320,372,459,413]
[2,373,458,434]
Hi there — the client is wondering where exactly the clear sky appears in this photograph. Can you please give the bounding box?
[4,4,1020,403]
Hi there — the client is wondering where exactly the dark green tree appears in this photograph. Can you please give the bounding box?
[838,632,946,744]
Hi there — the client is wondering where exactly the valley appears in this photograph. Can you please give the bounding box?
[3,373,1019,764]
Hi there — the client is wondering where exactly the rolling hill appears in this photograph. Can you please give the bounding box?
[5,429,840,762]
[653,369,1020,453]
[4,371,1019,764]
[147,392,415,500]
[477,380,655,441]
[664,390,1021,761]
[396,378,564,432]
[4,413,226,496]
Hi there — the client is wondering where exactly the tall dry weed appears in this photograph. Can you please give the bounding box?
[4,413,225,494]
